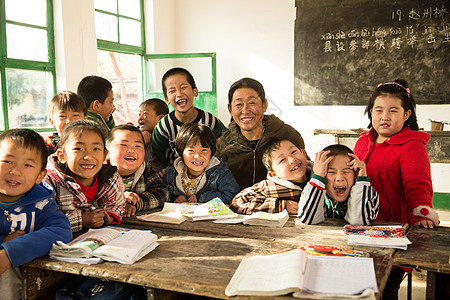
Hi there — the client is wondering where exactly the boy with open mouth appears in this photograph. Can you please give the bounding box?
[298,144,379,225]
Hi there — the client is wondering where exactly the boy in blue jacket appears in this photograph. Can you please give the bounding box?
[0,129,72,299]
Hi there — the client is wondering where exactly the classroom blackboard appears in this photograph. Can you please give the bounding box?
[294,0,449,106]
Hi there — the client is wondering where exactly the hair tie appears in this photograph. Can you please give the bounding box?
[377,82,410,96]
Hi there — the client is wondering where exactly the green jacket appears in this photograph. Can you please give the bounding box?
[87,111,115,138]
[215,114,306,190]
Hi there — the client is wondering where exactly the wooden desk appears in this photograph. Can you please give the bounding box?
[25,219,394,299]
[393,225,450,300]
[314,129,450,163]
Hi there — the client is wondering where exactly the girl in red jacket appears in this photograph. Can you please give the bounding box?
[354,79,439,228]
[354,80,440,299]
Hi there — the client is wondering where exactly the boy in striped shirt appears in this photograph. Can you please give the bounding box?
[298,144,378,225]
[151,67,226,167]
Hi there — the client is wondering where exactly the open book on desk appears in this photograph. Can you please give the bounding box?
[225,249,378,298]
[138,198,236,223]
[50,227,158,264]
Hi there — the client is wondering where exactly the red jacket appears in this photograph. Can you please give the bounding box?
[354,127,433,225]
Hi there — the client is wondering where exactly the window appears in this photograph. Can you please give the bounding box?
[0,0,55,131]
[95,0,145,125]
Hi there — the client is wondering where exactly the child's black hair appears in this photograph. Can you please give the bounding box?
[175,123,216,157]
[58,119,106,153]
[48,91,88,117]
[365,79,418,130]
[161,68,196,99]
[139,98,169,116]
[106,124,145,147]
[228,77,266,106]
[322,144,354,158]
[77,75,113,107]
[0,129,47,170]
[262,137,302,172]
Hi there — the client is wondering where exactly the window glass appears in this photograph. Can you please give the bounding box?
[119,18,141,46]
[118,0,140,19]
[94,0,117,13]
[5,0,46,26]
[95,12,118,42]
[6,68,53,129]
[6,24,48,61]
[97,50,142,125]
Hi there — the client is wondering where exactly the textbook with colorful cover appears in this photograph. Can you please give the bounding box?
[343,225,411,250]
[181,198,237,221]
[50,227,159,264]
[299,243,370,258]
[225,249,378,298]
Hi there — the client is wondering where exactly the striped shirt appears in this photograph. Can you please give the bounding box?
[298,174,379,225]
[151,108,226,166]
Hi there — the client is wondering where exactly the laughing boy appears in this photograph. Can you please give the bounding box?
[151,67,226,167]
[298,144,379,225]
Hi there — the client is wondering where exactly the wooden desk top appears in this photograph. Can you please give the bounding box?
[393,225,450,274]
[27,221,394,299]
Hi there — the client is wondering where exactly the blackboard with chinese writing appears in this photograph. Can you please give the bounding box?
[294,0,449,106]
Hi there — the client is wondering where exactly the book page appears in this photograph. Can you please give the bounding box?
[137,203,187,224]
[302,256,378,295]
[225,249,306,296]
[91,231,158,264]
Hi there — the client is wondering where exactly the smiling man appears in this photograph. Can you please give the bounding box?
[215,77,307,190]
[151,67,226,167]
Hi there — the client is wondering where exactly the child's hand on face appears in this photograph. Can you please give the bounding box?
[347,153,367,177]
[2,230,25,242]
[174,195,188,203]
[124,192,139,217]
[313,150,333,177]
[0,249,12,275]
[82,208,107,228]
[187,195,198,203]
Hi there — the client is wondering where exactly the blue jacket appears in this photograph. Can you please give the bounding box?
[163,157,240,204]
[0,182,72,267]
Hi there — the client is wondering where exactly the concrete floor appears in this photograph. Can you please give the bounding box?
[397,209,449,299]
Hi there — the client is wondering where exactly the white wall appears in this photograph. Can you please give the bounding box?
[150,0,450,192]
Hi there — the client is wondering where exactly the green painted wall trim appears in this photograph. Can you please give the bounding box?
[433,192,450,211]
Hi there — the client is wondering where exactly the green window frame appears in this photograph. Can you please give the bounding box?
[0,0,56,132]
[95,0,146,54]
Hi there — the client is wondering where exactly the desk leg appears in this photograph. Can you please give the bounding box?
[426,271,436,300]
